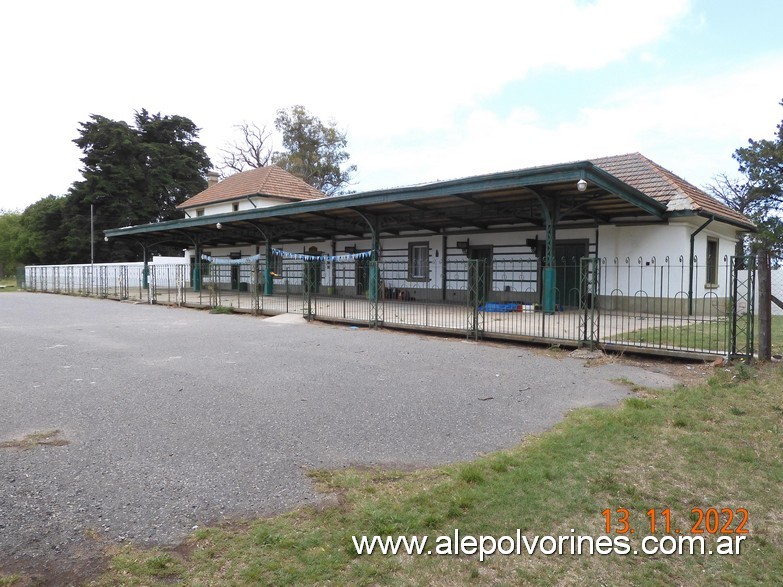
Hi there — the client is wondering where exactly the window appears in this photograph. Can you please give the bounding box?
[232,202,239,212]
[706,238,719,286]
[196,208,205,217]
[408,242,429,281]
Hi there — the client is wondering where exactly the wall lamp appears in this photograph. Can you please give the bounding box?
[576,179,588,192]
[216,222,223,229]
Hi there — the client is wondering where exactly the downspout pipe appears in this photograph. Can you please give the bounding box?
[688,215,714,316]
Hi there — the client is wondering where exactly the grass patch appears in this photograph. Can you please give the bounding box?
[109,549,185,579]
[79,364,783,585]
[770,315,783,356]
[0,575,21,586]
[209,305,235,314]
[618,315,783,355]
[611,377,648,393]
[0,276,18,292]
[617,319,729,352]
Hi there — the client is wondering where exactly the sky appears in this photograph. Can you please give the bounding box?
[1,0,782,213]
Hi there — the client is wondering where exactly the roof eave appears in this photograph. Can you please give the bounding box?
[105,160,670,239]
[177,192,315,210]
[668,209,757,232]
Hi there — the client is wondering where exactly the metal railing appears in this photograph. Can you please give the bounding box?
[23,255,753,357]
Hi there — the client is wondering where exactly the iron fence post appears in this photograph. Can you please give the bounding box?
[579,257,600,349]
[730,255,756,360]
[369,259,381,327]
[467,258,484,339]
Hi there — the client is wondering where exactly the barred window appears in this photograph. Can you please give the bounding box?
[706,238,719,286]
[408,243,429,281]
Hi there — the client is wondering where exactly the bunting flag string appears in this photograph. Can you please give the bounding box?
[200,249,373,265]
[271,248,373,262]
[200,254,262,265]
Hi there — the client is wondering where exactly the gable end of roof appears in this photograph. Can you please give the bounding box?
[590,152,755,230]
[177,166,325,209]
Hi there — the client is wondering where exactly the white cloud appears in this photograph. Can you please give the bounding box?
[352,53,783,192]
[315,0,691,138]
[0,0,739,212]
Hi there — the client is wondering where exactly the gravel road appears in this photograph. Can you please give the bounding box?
[0,293,678,580]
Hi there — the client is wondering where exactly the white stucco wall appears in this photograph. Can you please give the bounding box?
[24,257,187,291]
[595,219,740,303]
[186,217,742,305]
[192,228,599,299]
[184,196,291,217]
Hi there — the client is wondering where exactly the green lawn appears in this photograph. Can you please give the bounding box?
[32,362,773,586]
[770,315,783,356]
[0,276,18,292]
[613,319,730,353]
[616,315,783,356]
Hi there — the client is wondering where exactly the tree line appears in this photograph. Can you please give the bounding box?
[2,100,782,276]
[705,99,783,259]
[0,106,355,274]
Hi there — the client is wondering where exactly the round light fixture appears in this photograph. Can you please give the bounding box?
[216,222,223,229]
[576,179,588,192]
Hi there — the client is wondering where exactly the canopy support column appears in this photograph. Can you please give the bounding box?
[141,244,149,290]
[246,224,273,296]
[264,239,273,295]
[532,190,559,315]
[352,210,381,326]
[193,242,202,292]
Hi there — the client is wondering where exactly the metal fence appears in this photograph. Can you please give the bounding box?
[768,266,783,316]
[22,255,754,358]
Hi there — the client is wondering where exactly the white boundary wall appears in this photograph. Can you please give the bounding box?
[760,267,783,316]
[25,256,187,290]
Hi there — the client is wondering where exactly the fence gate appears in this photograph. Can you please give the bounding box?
[579,257,600,349]
[466,259,486,340]
[729,255,756,360]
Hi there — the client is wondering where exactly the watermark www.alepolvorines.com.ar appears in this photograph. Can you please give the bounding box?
[352,529,747,562]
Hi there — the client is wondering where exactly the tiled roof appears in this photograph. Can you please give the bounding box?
[590,153,754,229]
[177,166,325,209]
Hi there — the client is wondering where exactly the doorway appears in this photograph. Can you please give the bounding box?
[539,241,588,308]
[468,246,492,305]
[356,256,370,296]
[230,252,241,289]
[304,246,321,294]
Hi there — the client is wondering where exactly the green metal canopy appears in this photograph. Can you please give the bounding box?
[104,161,668,248]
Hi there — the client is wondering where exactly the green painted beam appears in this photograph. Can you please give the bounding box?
[105,162,663,238]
